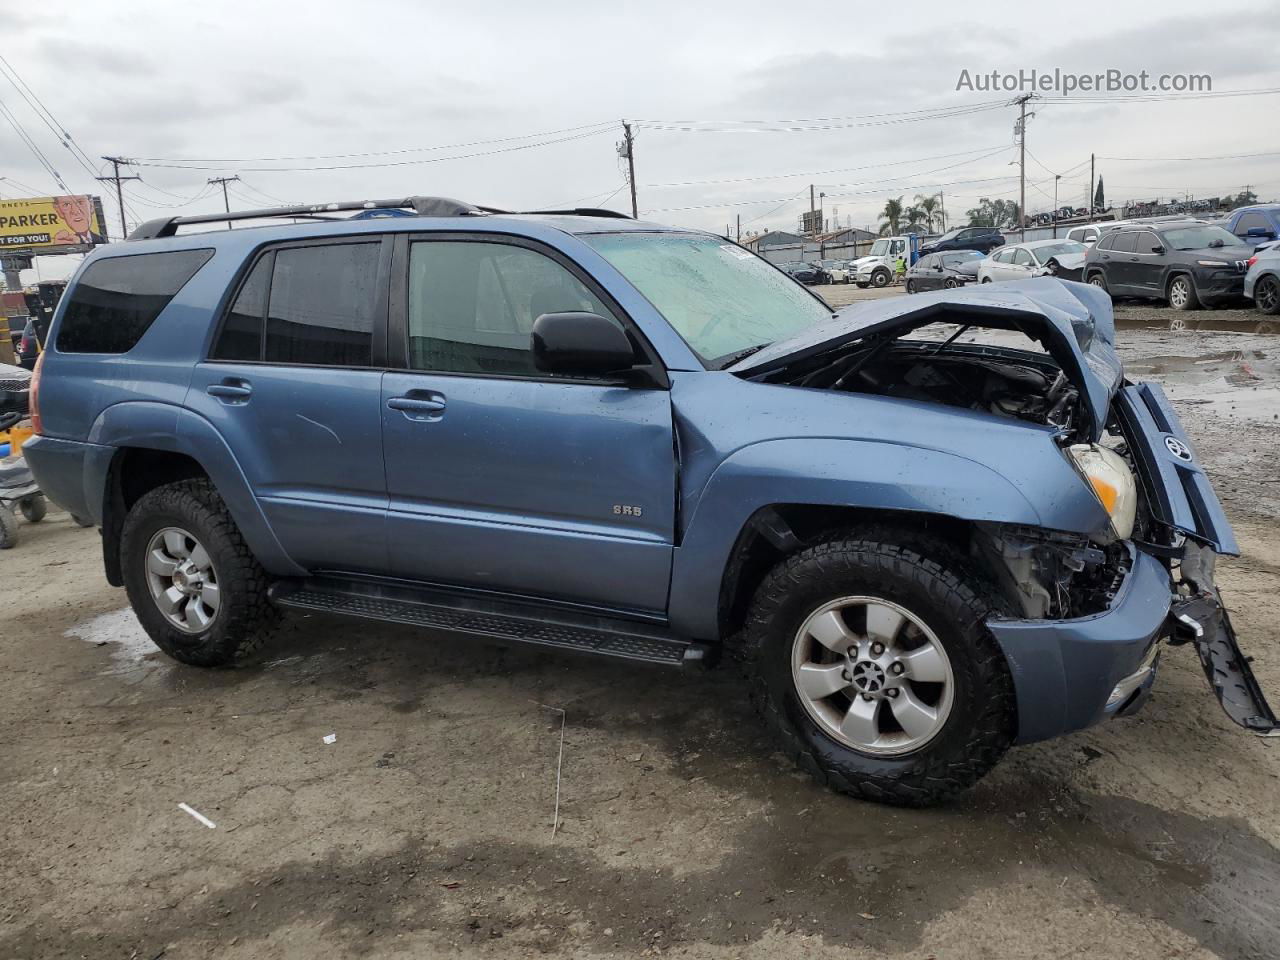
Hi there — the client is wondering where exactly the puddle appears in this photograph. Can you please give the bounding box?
[64,607,159,677]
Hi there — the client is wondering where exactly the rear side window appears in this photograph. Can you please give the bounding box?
[1111,232,1138,253]
[56,249,212,353]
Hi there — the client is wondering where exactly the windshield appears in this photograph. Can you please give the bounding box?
[1030,241,1087,262]
[583,232,832,365]
[868,239,891,256]
[941,251,983,265]
[1161,225,1248,250]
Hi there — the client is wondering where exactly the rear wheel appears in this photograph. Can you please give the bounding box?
[1254,275,1280,315]
[739,535,1016,806]
[121,479,279,667]
[1087,271,1108,292]
[1168,274,1200,311]
[905,279,916,294]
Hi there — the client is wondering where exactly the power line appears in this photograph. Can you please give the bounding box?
[634,101,1008,134]
[128,119,618,164]
[123,126,614,172]
[1036,86,1280,104]
[0,53,100,186]
[633,98,1009,127]
[0,95,68,191]
[643,143,1010,189]
[1098,148,1280,162]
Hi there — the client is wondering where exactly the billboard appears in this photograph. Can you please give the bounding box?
[0,195,108,253]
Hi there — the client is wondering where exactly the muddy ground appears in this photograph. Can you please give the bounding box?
[2,300,1279,960]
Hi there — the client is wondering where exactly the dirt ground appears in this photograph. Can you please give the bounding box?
[2,299,1279,960]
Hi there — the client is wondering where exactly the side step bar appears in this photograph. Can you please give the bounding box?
[270,578,708,667]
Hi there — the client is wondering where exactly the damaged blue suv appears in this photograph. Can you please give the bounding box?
[25,196,1278,806]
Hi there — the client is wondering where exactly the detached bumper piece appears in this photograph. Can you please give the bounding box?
[1173,541,1280,737]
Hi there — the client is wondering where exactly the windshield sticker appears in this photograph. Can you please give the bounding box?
[720,244,754,260]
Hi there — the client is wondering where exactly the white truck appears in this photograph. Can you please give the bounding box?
[851,234,924,288]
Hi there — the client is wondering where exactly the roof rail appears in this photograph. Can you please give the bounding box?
[522,207,633,219]
[128,195,488,240]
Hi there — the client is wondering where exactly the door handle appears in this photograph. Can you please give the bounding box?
[387,394,446,420]
[207,380,252,402]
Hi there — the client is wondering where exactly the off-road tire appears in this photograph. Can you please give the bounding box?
[121,479,278,667]
[19,494,47,523]
[1168,273,1200,311]
[0,505,17,549]
[738,534,1016,806]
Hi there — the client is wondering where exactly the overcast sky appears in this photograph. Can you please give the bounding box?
[6,0,1280,281]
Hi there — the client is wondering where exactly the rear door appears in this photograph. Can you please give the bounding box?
[188,237,391,573]
[380,234,676,614]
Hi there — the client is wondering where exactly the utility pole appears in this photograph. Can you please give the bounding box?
[1014,95,1034,242]
[1053,175,1061,238]
[208,175,241,230]
[97,156,140,241]
[736,213,741,242]
[1089,153,1095,220]
[938,190,946,232]
[810,184,817,240]
[621,122,638,218]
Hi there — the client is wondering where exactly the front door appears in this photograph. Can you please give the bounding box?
[188,238,391,573]
[381,236,676,614]
[1128,231,1166,295]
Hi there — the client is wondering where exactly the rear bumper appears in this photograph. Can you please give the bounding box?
[21,434,113,524]
[989,545,1172,743]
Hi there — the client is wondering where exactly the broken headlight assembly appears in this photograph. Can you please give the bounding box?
[1066,443,1138,541]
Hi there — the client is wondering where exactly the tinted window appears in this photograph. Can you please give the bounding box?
[1235,212,1272,236]
[1095,233,1117,251]
[408,240,614,376]
[264,243,379,366]
[1136,232,1163,254]
[56,249,212,353]
[1111,232,1138,253]
[212,255,271,361]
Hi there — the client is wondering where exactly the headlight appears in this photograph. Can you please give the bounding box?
[1067,443,1137,540]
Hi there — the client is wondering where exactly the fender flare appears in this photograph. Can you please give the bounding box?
[88,401,305,577]
[667,438,1042,640]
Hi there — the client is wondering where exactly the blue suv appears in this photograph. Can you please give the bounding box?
[24,196,1277,806]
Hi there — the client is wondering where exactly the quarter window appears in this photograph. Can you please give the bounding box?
[264,243,379,366]
[407,240,614,377]
[56,249,213,353]
[212,254,271,361]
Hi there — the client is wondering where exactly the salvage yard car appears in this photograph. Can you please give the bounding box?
[1083,220,1252,310]
[904,250,983,292]
[23,196,1278,807]
[978,239,1088,284]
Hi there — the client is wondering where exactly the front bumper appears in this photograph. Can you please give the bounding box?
[1194,269,1245,304]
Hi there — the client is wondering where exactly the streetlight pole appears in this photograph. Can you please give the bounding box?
[1053,175,1061,239]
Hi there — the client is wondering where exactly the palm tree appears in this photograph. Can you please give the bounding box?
[912,194,941,232]
[878,196,905,236]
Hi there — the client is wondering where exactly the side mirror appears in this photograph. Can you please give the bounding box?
[1152,245,1166,255]
[531,312,635,376]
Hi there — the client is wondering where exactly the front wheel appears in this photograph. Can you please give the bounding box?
[855,282,870,289]
[121,479,279,667]
[739,536,1015,806]
[871,269,891,288]
[944,277,959,289]
[1168,274,1200,311]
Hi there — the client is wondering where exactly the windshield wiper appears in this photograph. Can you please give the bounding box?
[715,343,769,369]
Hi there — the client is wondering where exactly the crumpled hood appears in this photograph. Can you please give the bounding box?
[729,277,1123,440]
[1048,251,1087,271]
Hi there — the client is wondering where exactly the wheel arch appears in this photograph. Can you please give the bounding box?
[91,402,304,586]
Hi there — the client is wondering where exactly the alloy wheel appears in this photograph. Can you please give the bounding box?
[145,526,221,633]
[1170,278,1190,308]
[790,597,955,757]
[1257,277,1279,313]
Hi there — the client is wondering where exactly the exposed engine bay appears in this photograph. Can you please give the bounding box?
[761,336,1090,442]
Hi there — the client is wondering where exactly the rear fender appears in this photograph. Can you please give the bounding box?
[88,401,305,577]
[668,438,1042,640]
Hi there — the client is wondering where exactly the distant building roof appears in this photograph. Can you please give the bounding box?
[743,229,805,248]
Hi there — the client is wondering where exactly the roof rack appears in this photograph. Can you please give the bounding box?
[129,196,633,240]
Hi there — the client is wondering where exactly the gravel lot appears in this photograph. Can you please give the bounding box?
[2,290,1279,960]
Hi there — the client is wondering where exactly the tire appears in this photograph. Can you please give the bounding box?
[1254,275,1280,315]
[944,277,959,289]
[1168,274,1200,311]
[738,534,1015,807]
[905,280,916,294]
[980,277,992,284]
[1086,271,1108,293]
[855,283,870,289]
[0,506,17,549]
[871,269,890,288]
[121,479,279,667]
[19,494,47,523]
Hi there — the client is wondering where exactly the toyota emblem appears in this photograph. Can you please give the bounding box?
[1164,436,1193,462]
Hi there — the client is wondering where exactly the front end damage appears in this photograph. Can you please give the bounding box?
[732,278,1279,741]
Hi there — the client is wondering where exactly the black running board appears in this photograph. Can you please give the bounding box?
[270,578,707,667]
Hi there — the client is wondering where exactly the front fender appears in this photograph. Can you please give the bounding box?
[87,400,305,577]
[668,438,1042,640]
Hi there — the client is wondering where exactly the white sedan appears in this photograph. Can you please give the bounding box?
[977,239,1088,284]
